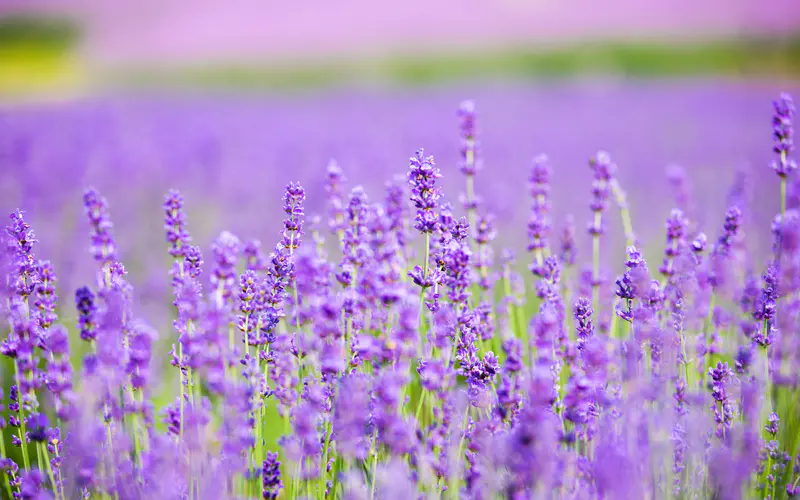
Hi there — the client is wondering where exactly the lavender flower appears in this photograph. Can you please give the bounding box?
[659,209,688,278]
[457,100,478,173]
[588,150,616,236]
[772,93,796,177]
[574,297,595,348]
[44,324,75,420]
[281,182,306,253]
[243,239,266,272]
[332,373,371,461]
[708,362,735,438]
[1,93,798,500]
[588,151,616,310]
[324,159,347,236]
[210,231,241,309]
[82,188,118,266]
[238,270,260,346]
[5,210,37,299]
[528,154,552,273]
[615,246,649,322]
[262,452,282,499]
[559,215,577,266]
[75,286,97,342]
[163,189,190,259]
[408,149,442,234]
[712,206,741,258]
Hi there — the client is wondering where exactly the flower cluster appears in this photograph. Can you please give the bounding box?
[0,92,798,500]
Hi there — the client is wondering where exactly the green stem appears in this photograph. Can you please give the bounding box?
[105,422,119,500]
[414,390,427,423]
[13,360,31,470]
[369,452,379,500]
[331,456,343,499]
[448,407,470,498]
[0,431,13,499]
[417,232,431,356]
[39,443,59,499]
[781,173,787,221]
[611,179,636,247]
[465,148,476,233]
[319,419,333,500]
[179,345,185,444]
[592,213,601,318]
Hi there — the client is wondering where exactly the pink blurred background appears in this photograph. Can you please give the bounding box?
[2,0,800,66]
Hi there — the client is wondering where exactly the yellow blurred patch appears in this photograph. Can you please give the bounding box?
[0,45,85,98]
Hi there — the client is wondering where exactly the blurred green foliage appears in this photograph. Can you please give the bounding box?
[0,15,82,96]
[107,37,800,91]
[0,15,79,50]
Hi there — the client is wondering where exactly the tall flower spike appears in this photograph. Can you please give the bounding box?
[325,159,347,236]
[588,151,616,311]
[615,246,649,323]
[243,240,266,272]
[75,286,97,342]
[33,260,58,332]
[163,189,191,259]
[45,324,75,420]
[588,151,616,235]
[262,451,283,499]
[82,188,118,266]
[281,182,305,253]
[574,297,594,348]
[408,149,442,234]
[210,231,241,309]
[5,210,37,299]
[666,164,695,216]
[659,209,688,278]
[528,154,552,275]
[458,100,478,175]
[772,93,796,178]
[711,206,741,258]
[458,100,481,217]
[559,215,577,266]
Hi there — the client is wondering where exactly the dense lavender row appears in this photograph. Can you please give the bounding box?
[2,81,799,325]
[0,91,799,499]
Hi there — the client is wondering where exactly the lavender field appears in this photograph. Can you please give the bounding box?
[1,79,800,499]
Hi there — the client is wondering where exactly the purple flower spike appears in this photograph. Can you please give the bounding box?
[324,159,347,235]
[75,286,97,342]
[281,182,306,252]
[262,451,283,499]
[528,154,552,269]
[712,206,741,258]
[765,412,780,436]
[408,149,442,234]
[5,210,38,298]
[458,99,477,142]
[457,99,481,177]
[82,188,118,265]
[659,209,688,278]
[708,361,734,438]
[558,215,577,266]
[163,189,191,259]
[588,151,616,235]
[243,240,266,272]
[210,230,241,309]
[45,324,75,420]
[574,297,594,348]
[33,260,58,331]
[772,93,797,177]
